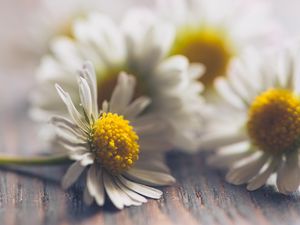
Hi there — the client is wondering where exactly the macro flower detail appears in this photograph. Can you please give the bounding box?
[92,113,139,174]
[156,0,281,90]
[53,62,175,208]
[15,0,133,62]
[30,11,205,151]
[200,47,300,194]
[170,28,233,87]
[247,89,300,155]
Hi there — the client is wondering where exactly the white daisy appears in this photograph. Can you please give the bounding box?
[156,0,282,91]
[30,11,205,151]
[53,62,175,209]
[18,0,145,63]
[15,0,101,62]
[200,46,300,194]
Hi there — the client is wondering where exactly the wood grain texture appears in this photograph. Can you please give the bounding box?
[1,78,300,225]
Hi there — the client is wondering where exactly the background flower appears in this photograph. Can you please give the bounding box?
[200,45,300,193]
[30,10,205,151]
[155,0,282,94]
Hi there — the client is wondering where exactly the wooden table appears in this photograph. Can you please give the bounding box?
[1,76,300,225]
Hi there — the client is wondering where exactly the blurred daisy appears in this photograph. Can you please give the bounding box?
[15,0,102,62]
[200,46,300,194]
[54,62,175,208]
[30,11,205,151]
[18,0,145,64]
[156,0,281,91]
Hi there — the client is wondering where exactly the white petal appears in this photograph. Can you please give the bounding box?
[103,171,124,209]
[199,131,247,150]
[227,71,252,105]
[109,73,136,114]
[103,173,141,208]
[226,154,269,185]
[112,179,142,207]
[125,168,175,186]
[80,153,95,166]
[123,96,151,120]
[51,116,79,130]
[82,61,98,116]
[214,78,247,110]
[118,176,162,199]
[54,123,86,143]
[142,22,175,69]
[115,178,147,204]
[69,149,90,161]
[101,100,109,113]
[227,59,259,102]
[78,76,93,119]
[54,123,81,140]
[57,137,88,151]
[123,10,175,70]
[153,55,187,85]
[55,84,88,131]
[87,165,105,206]
[247,158,279,191]
[208,150,253,169]
[62,161,86,189]
[74,13,125,66]
[277,151,300,194]
[188,63,205,80]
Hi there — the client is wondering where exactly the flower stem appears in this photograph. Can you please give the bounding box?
[0,154,70,166]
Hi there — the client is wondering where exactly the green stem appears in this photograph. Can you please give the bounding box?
[0,154,70,166]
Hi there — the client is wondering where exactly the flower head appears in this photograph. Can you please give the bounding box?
[156,0,281,91]
[16,0,134,61]
[31,11,205,151]
[200,46,300,194]
[53,62,175,208]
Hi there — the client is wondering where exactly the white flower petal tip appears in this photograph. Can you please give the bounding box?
[50,60,174,208]
[189,63,206,80]
[276,152,300,195]
[54,84,65,97]
[61,161,85,190]
[126,169,176,186]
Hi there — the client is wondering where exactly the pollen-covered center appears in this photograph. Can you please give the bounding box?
[247,89,300,155]
[170,28,234,88]
[92,112,139,174]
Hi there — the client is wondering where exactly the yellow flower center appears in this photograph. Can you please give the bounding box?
[170,27,234,88]
[92,113,139,174]
[247,89,300,155]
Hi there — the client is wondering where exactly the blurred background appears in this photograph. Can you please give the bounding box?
[0,0,299,140]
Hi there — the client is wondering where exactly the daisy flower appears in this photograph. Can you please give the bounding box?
[200,46,300,194]
[156,0,281,91]
[16,0,103,61]
[30,11,205,151]
[18,0,144,63]
[53,62,175,208]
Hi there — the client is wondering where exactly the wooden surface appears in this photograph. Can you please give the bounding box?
[1,77,300,225]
